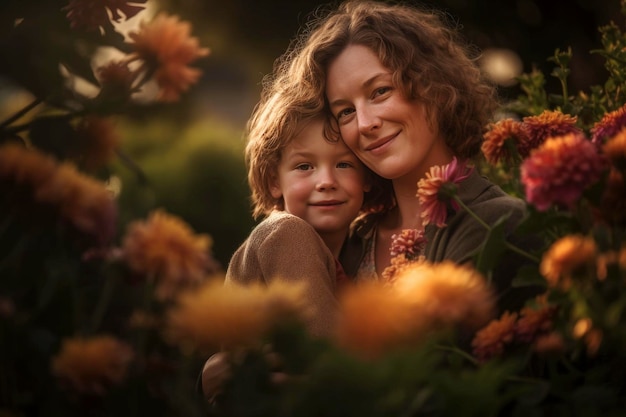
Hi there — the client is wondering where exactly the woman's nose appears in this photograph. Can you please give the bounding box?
[357,106,381,134]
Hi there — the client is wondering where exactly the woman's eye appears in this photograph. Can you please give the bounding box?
[295,163,312,171]
[373,86,391,97]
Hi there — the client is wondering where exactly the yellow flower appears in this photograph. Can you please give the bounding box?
[392,261,496,331]
[335,282,417,359]
[471,311,518,362]
[164,278,308,353]
[121,209,218,300]
[128,13,210,102]
[36,162,117,245]
[51,335,134,395]
[539,235,597,289]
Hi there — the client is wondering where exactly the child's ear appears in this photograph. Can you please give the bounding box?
[269,177,282,199]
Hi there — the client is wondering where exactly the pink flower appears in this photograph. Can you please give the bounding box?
[389,229,427,258]
[417,157,473,227]
[520,110,581,157]
[520,133,607,211]
[591,104,626,145]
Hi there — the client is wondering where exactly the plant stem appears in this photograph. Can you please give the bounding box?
[0,98,42,130]
[454,196,540,263]
[434,344,479,366]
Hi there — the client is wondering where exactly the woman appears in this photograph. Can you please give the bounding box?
[271,0,539,309]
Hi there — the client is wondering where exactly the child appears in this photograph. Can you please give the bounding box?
[225,111,371,337]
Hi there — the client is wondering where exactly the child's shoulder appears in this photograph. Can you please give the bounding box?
[253,211,319,238]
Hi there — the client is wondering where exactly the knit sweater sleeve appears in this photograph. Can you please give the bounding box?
[226,212,339,338]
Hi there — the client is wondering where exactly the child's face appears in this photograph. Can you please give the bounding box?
[271,117,370,235]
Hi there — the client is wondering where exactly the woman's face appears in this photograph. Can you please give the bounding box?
[326,44,452,181]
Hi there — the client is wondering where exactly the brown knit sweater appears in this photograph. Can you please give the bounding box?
[225,211,339,338]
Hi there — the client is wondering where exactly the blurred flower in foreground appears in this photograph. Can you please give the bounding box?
[73,116,121,172]
[51,335,134,395]
[0,143,117,244]
[539,234,597,290]
[520,133,606,211]
[121,209,218,300]
[603,128,626,172]
[417,157,473,227]
[335,281,415,359]
[338,261,494,359]
[514,298,556,343]
[520,110,581,157]
[393,261,495,331]
[164,279,308,353]
[128,13,210,102]
[482,118,527,164]
[96,61,136,103]
[64,0,148,32]
[591,103,626,145]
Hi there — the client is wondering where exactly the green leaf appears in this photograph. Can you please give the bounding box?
[474,213,510,278]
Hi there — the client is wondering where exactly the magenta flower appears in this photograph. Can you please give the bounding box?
[417,157,474,227]
[591,104,626,145]
[520,133,607,211]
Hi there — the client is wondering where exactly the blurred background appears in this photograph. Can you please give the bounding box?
[1,0,623,267]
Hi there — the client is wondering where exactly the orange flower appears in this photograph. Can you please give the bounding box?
[393,261,495,331]
[0,143,57,191]
[381,253,418,285]
[520,110,581,156]
[51,335,134,395]
[74,116,120,171]
[482,118,527,164]
[532,332,566,357]
[335,282,417,359]
[603,127,626,169]
[591,103,626,144]
[417,157,473,227]
[128,13,210,102]
[471,311,518,362]
[540,235,597,289]
[64,0,148,31]
[164,279,307,353]
[520,133,606,211]
[36,162,117,244]
[515,302,556,343]
[121,209,218,300]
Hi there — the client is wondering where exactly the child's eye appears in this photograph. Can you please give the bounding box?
[337,162,353,168]
[295,163,312,171]
[336,108,354,120]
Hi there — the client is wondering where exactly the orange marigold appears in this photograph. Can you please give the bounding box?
[520,110,581,156]
[121,209,218,300]
[591,103,626,145]
[36,162,117,245]
[471,311,518,363]
[515,303,556,343]
[539,235,597,290]
[335,281,417,359]
[164,279,307,353]
[532,332,566,357]
[128,13,210,102]
[51,335,134,395]
[482,118,527,164]
[392,261,495,331]
[0,143,57,191]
